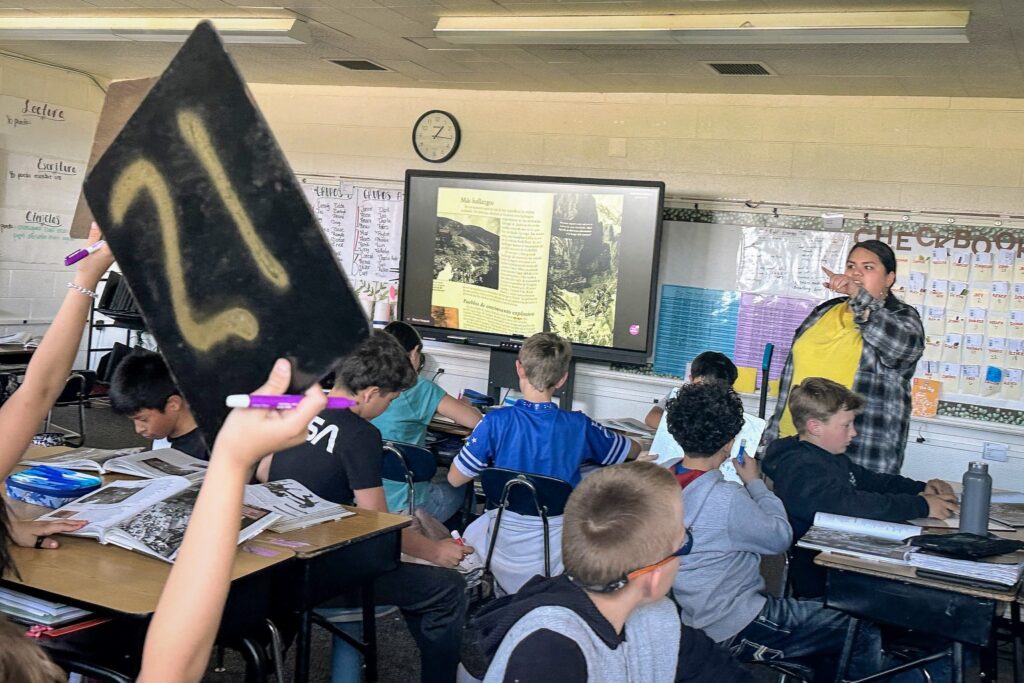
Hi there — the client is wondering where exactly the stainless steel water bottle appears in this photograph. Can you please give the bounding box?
[959,461,992,536]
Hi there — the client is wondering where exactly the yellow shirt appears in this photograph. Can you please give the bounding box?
[778,303,863,437]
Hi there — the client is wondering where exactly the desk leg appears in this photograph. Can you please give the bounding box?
[834,616,859,683]
[294,609,312,683]
[1013,601,1023,683]
[363,583,379,683]
[952,643,964,683]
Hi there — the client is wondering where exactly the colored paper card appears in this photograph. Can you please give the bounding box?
[653,285,739,376]
[950,249,972,281]
[969,286,990,308]
[996,249,1015,280]
[924,307,946,335]
[942,333,962,363]
[940,362,961,392]
[82,22,370,446]
[982,366,1002,398]
[988,313,1008,338]
[1004,368,1024,400]
[923,334,943,362]
[917,359,940,379]
[1009,339,1024,369]
[733,293,815,383]
[911,377,941,417]
[1010,310,1024,340]
[926,278,947,307]
[909,250,930,274]
[987,337,1007,365]
[963,334,984,364]
[990,281,1010,312]
[929,247,949,279]
[904,271,926,305]
[972,251,993,283]
[1013,282,1024,309]
[944,312,965,335]
[961,364,981,395]
[1016,256,1024,284]
[947,281,968,312]
[966,308,987,335]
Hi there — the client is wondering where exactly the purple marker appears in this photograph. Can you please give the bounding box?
[64,240,106,267]
[225,394,356,410]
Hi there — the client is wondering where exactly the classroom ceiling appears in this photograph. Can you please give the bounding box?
[0,1,1021,97]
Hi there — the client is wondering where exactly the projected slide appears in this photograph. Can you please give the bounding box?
[401,172,663,362]
[428,188,623,346]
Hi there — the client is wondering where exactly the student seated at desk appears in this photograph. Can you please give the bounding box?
[449,332,640,595]
[374,321,481,521]
[109,349,210,460]
[468,462,756,683]
[667,381,882,681]
[139,359,325,682]
[0,225,113,681]
[761,377,958,598]
[646,351,766,483]
[257,331,471,683]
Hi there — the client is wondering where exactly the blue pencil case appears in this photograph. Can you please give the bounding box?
[6,466,101,509]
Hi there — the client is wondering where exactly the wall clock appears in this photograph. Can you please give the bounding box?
[412,110,461,163]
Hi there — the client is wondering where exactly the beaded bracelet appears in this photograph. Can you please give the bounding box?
[66,281,99,300]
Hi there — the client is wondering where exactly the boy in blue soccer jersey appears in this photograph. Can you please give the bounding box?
[450,332,641,594]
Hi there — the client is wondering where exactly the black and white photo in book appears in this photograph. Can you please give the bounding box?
[245,478,354,533]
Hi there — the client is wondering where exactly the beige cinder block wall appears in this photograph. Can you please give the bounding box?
[251,84,1024,216]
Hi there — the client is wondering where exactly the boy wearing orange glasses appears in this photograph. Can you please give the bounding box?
[466,462,755,682]
[666,381,881,680]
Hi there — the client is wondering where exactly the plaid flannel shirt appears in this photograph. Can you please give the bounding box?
[758,289,925,474]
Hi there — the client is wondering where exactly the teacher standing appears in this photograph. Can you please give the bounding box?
[760,240,924,474]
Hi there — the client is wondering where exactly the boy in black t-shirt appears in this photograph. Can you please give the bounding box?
[259,331,472,683]
[109,349,210,461]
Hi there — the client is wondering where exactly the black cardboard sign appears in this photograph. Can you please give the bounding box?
[83,22,368,446]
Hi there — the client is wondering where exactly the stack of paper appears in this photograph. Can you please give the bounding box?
[909,553,1024,588]
[0,588,91,626]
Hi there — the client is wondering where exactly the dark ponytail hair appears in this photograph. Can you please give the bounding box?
[849,239,898,304]
[382,321,423,354]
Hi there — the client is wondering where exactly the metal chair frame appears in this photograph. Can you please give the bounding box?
[480,469,572,580]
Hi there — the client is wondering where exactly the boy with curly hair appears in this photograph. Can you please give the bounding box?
[667,381,882,680]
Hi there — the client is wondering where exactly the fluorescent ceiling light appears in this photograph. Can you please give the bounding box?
[0,15,310,43]
[434,11,970,45]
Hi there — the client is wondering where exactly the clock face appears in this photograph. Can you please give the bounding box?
[413,110,460,163]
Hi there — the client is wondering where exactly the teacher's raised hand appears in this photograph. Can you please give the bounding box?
[822,266,858,297]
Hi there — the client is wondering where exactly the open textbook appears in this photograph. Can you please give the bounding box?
[799,512,1024,587]
[797,513,921,565]
[21,447,208,481]
[35,477,351,562]
[36,477,279,563]
[244,479,354,533]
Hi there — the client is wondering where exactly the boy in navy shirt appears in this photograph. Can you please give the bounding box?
[450,332,639,593]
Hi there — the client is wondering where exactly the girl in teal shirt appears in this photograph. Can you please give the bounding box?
[374,322,482,521]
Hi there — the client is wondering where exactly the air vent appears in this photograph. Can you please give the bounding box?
[329,59,389,71]
[702,61,774,76]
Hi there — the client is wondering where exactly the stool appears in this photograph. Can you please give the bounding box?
[315,605,399,683]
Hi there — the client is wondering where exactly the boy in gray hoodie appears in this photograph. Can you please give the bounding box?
[667,381,881,681]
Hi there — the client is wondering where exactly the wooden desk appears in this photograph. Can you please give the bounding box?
[0,345,33,365]
[815,552,1021,683]
[255,507,411,683]
[428,416,472,438]
[5,535,292,616]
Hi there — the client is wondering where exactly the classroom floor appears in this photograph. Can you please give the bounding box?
[47,403,1018,682]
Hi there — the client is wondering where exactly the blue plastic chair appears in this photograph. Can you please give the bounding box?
[479,468,573,579]
[381,441,438,515]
